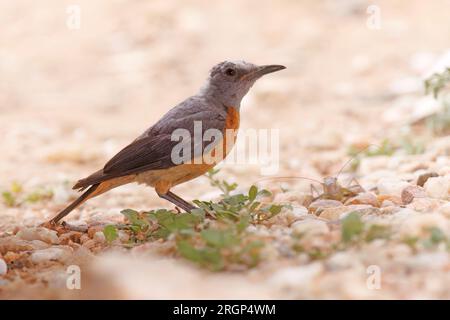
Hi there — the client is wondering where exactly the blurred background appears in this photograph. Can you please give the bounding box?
[1,0,449,185]
[0,0,449,299]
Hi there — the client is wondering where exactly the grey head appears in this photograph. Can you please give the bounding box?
[199,60,286,109]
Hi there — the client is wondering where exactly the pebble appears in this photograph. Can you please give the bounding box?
[308,199,343,215]
[0,236,34,254]
[401,185,427,204]
[59,231,83,244]
[326,252,358,270]
[93,231,106,243]
[16,227,59,244]
[269,205,309,227]
[358,157,391,175]
[273,191,313,207]
[80,234,91,244]
[118,230,130,243]
[291,219,329,235]
[82,239,97,250]
[398,214,449,238]
[391,208,419,221]
[345,192,379,207]
[30,247,72,264]
[438,202,450,217]
[424,176,450,199]
[30,240,51,250]
[407,252,449,270]
[88,226,105,238]
[52,185,73,204]
[416,172,438,187]
[381,200,397,208]
[269,262,323,289]
[0,258,7,275]
[319,205,377,220]
[377,178,411,197]
[407,198,445,213]
[377,194,403,205]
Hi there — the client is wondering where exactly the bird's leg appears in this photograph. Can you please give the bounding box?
[158,190,197,213]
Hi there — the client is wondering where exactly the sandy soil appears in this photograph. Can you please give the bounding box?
[0,0,449,299]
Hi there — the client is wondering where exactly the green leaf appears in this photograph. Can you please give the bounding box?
[341,212,364,243]
[201,228,237,248]
[429,227,446,244]
[121,209,148,228]
[269,204,283,215]
[146,210,202,239]
[365,224,391,242]
[248,185,258,202]
[177,240,223,270]
[2,191,15,207]
[11,182,23,194]
[25,192,42,203]
[177,240,202,262]
[223,194,247,206]
[236,214,251,233]
[248,201,260,213]
[103,225,118,243]
[257,189,272,198]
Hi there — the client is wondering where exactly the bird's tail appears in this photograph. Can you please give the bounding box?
[48,184,99,224]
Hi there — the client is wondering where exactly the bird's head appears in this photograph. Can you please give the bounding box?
[200,60,286,108]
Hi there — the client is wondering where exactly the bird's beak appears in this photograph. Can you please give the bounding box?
[242,64,286,81]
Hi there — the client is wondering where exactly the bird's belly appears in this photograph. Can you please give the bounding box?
[135,161,214,193]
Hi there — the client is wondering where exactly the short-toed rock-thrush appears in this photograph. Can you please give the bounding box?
[49,61,285,224]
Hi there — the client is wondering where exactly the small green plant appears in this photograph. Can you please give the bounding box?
[25,189,54,203]
[104,173,286,271]
[1,182,54,207]
[424,68,450,135]
[341,212,365,243]
[425,67,450,98]
[347,136,427,171]
[402,236,419,251]
[347,140,396,171]
[103,225,119,243]
[2,191,16,207]
[399,136,426,155]
[422,227,449,249]
[341,213,391,244]
[364,224,391,242]
[426,101,450,135]
[205,169,238,196]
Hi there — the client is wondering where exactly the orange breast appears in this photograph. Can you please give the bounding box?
[210,106,240,160]
[225,106,240,131]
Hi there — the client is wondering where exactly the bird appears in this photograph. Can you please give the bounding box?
[48,60,286,224]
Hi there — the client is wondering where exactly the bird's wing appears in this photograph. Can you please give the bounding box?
[73,98,227,189]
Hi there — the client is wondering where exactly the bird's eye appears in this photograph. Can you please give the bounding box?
[225,68,236,76]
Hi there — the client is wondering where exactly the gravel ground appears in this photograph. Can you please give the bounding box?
[0,0,449,299]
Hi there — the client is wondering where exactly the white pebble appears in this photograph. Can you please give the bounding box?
[30,247,72,264]
[269,263,323,289]
[16,227,59,244]
[291,219,329,235]
[93,231,106,243]
[424,176,450,200]
[377,178,411,197]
